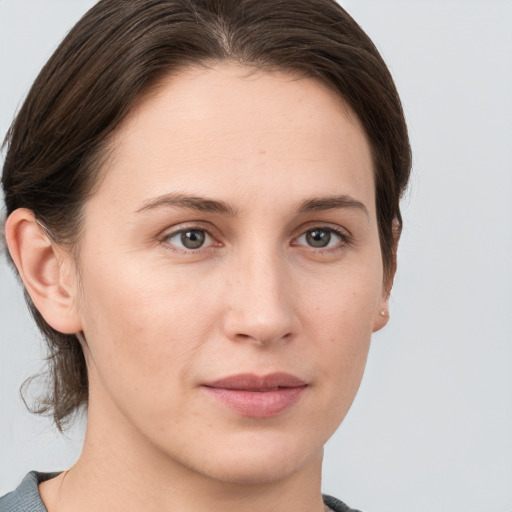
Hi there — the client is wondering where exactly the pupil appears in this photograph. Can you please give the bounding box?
[181,230,205,249]
[306,229,330,248]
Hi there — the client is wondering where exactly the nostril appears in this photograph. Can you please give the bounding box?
[233,330,294,346]
[222,302,299,346]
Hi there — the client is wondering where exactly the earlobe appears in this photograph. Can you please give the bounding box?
[4,208,82,334]
[374,275,393,332]
[372,302,389,332]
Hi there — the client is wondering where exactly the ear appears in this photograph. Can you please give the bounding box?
[373,219,401,333]
[372,294,390,333]
[4,208,83,334]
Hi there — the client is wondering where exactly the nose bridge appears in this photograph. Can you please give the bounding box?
[223,241,297,345]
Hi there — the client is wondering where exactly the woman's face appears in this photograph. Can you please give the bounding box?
[70,63,389,483]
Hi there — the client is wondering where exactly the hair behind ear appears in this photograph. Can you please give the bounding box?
[4,208,88,430]
[384,217,402,296]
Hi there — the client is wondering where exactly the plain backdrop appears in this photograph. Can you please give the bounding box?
[1,1,511,511]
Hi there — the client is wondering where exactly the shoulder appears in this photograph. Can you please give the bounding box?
[323,494,363,512]
[0,472,59,512]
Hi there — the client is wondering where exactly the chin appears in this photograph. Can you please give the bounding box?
[180,432,324,486]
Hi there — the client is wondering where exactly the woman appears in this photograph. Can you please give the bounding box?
[0,1,410,511]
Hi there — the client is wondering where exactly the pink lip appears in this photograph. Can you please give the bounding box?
[202,373,307,418]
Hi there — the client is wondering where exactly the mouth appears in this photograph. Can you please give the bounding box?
[202,373,308,418]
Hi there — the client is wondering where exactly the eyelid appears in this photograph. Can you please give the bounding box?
[157,221,352,254]
[292,224,351,250]
[159,223,222,252]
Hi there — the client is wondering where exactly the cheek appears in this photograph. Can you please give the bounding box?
[81,249,213,334]
[300,254,383,339]
[298,261,382,406]
[76,255,220,408]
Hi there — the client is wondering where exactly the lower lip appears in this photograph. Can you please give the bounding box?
[202,386,306,418]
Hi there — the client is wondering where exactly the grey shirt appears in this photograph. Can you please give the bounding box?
[0,472,361,512]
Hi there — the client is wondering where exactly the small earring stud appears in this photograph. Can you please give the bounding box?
[379,309,387,317]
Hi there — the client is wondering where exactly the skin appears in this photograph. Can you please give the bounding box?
[6,63,392,512]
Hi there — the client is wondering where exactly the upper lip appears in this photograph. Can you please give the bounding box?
[203,373,307,391]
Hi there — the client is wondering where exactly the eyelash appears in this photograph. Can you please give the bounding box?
[160,225,351,254]
[161,226,219,253]
[292,226,350,251]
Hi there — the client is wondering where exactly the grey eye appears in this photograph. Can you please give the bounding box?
[305,229,332,248]
[165,228,213,251]
[295,227,345,250]
[180,229,206,249]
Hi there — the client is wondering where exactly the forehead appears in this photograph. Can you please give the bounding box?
[91,62,375,215]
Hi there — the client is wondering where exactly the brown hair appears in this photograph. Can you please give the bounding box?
[2,0,411,430]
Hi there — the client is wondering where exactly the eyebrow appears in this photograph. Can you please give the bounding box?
[297,195,369,217]
[136,192,368,218]
[136,192,237,216]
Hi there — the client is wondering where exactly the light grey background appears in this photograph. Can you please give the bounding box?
[1,1,511,511]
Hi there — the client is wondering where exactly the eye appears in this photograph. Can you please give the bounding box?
[164,228,214,250]
[294,227,346,249]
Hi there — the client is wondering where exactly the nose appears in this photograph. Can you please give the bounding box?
[222,249,299,346]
